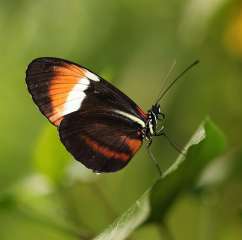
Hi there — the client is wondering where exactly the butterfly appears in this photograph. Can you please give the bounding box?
[26,57,198,174]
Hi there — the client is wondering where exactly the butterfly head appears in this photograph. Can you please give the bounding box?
[151,104,165,120]
[145,104,165,139]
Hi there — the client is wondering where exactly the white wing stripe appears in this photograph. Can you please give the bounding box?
[63,77,90,115]
[114,110,146,128]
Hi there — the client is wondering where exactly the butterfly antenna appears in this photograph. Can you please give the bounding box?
[147,141,162,177]
[163,132,185,156]
[155,60,177,103]
[155,60,200,105]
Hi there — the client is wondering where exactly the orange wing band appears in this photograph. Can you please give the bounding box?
[84,136,132,161]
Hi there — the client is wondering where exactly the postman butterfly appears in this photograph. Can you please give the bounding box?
[26,57,198,174]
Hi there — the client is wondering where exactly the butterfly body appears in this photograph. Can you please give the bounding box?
[26,57,164,173]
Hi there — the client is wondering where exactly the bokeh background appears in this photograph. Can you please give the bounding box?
[0,0,242,239]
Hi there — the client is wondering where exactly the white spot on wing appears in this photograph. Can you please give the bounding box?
[79,77,90,85]
[114,110,146,128]
[63,77,90,115]
[85,70,100,81]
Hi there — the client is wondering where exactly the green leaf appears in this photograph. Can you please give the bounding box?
[34,125,71,184]
[0,175,80,240]
[94,190,150,240]
[94,118,226,240]
[149,118,226,222]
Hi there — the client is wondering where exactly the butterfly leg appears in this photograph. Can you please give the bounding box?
[147,139,162,177]
[154,126,164,136]
[156,131,185,156]
[155,113,165,135]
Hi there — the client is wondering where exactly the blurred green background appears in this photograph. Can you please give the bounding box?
[0,0,242,239]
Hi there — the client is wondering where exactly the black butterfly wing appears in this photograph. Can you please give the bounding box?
[26,57,147,126]
[59,109,143,172]
[26,57,148,172]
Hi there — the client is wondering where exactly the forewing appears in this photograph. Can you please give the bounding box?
[59,110,143,172]
[26,57,147,126]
